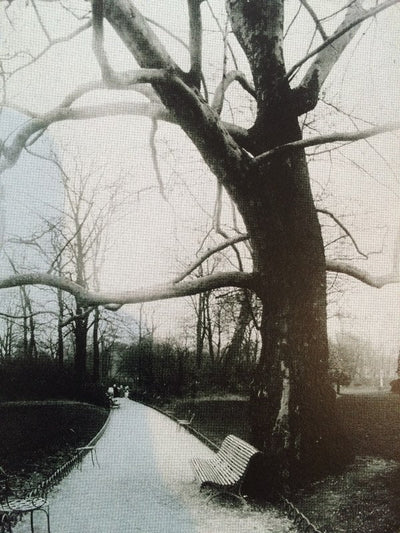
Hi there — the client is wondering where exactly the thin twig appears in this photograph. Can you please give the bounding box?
[173,234,249,283]
[31,0,52,43]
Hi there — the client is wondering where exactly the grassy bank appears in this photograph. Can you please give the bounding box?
[169,396,251,446]
[0,401,108,487]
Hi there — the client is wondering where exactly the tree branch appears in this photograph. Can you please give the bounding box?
[3,257,399,305]
[326,215,400,288]
[61,306,95,327]
[60,77,162,108]
[91,0,116,84]
[5,21,91,78]
[0,310,58,320]
[293,0,365,114]
[227,0,286,105]
[212,70,256,115]
[173,234,249,283]
[0,95,172,173]
[286,0,400,81]
[0,271,256,306]
[213,181,223,232]
[317,208,367,258]
[3,2,251,179]
[145,17,189,51]
[103,0,182,72]
[253,121,400,164]
[298,0,328,41]
[149,118,167,200]
[169,226,400,291]
[326,259,400,288]
[104,0,249,183]
[212,189,245,272]
[31,0,52,42]
[0,99,248,177]
[188,0,203,89]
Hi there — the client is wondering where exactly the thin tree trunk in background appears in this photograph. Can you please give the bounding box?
[203,292,214,365]
[92,307,100,383]
[195,293,205,369]
[74,302,88,382]
[223,290,252,369]
[57,288,64,366]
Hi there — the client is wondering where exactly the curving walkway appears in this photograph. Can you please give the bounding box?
[12,399,295,533]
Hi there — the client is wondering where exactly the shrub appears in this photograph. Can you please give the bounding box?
[0,357,107,407]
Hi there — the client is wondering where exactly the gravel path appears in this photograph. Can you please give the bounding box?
[12,399,296,533]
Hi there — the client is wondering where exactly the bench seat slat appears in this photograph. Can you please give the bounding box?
[192,457,238,487]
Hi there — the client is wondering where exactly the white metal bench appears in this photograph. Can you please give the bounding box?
[191,434,260,503]
[0,467,50,533]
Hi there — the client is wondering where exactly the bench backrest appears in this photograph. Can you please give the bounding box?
[216,435,260,477]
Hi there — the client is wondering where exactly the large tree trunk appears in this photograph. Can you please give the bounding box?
[221,0,352,489]
[240,150,352,490]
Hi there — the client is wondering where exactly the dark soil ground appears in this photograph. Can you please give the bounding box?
[0,400,108,493]
[170,392,400,533]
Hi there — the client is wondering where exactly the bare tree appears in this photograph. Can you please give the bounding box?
[50,150,126,381]
[0,304,17,359]
[1,0,400,490]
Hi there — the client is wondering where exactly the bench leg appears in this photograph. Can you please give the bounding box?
[93,449,100,469]
[32,508,50,533]
[1,513,13,533]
